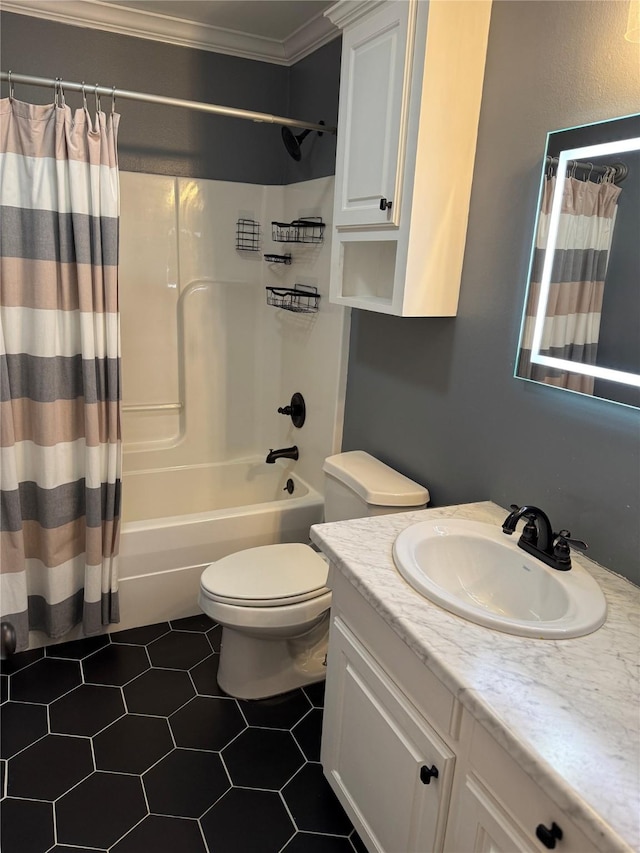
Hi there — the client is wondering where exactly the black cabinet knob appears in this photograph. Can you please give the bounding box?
[419,764,439,785]
[379,197,393,211]
[536,822,563,849]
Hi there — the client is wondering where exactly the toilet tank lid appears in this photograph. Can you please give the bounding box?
[323,451,429,507]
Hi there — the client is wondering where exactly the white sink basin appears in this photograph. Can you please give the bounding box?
[392,519,607,638]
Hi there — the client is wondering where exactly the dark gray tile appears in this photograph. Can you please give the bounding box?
[0,647,43,676]
[10,657,81,704]
[292,708,324,762]
[111,814,206,853]
[222,727,304,790]
[303,679,326,708]
[282,832,356,853]
[93,715,173,774]
[0,797,54,853]
[56,771,147,849]
[111,622,170,646]
[350,829,369,853]
[239,689,311,730]
[124,668,195,716]
[201,788,294,853]
[170,696,245,751]
[83,643,149,686]
[190,655,227,697]
[283,763,353,835]
[1,701,48,759]
[1,673,8,704]
[143,748,229,818]
[147,631,212,670]
[50,684,125,737]
[45,634,110,659]
[7,734,93,800]
[170,614,216,633]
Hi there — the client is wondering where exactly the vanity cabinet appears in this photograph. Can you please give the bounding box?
[321,568,607,853]
[326,0,492,315]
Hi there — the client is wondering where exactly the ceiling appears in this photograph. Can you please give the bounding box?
[1,0,338,64]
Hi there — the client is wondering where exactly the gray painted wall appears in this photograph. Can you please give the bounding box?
[342,0,640,584]
[0,11,339,184]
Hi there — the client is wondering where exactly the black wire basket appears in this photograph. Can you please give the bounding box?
[271,217,325,244]
[266,284,320,313]
[236,218,260,251]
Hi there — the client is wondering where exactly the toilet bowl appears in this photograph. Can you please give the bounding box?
[199,543,332,699]
[199,452,430,700]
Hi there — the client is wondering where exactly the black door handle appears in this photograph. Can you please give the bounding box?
[379,197,392,211]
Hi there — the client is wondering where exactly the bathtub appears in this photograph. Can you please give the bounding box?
[116,460,324,632]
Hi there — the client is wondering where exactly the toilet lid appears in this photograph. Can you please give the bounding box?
[200,543,330,607]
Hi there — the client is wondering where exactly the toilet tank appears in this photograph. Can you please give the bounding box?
[322,451,430,523]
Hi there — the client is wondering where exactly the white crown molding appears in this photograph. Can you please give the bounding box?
[1,0,339,66]
[325,0,385,30]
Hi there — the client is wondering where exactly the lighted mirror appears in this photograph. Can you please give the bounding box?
[515,113,640,408]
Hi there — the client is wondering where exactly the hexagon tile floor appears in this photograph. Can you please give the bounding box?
[0,614,368,853]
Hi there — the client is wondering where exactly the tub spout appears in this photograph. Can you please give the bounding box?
[266,446,299,464]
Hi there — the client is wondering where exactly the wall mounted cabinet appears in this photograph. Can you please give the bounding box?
[326,0,492,315]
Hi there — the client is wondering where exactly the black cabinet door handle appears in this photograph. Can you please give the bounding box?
[419,764,438,784]
[379,197,393,211]
[535,822,563,849]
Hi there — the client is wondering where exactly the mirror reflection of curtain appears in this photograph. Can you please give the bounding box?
[519,174,621,393]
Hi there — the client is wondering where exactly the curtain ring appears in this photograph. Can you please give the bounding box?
[95,83,101,114]
[111,85,116,115]
[8,70,14,100]
[59,79,66,108]
[54,76,59,107]
[585,163,593,183]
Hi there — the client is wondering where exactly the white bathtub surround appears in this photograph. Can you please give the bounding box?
[119,172,349,494]
[310,501,640,853]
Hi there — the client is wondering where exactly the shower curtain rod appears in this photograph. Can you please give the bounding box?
[0,70,334,134]
[545,155,627,183]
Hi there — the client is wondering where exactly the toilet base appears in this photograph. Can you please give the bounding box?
[216,613,329,700]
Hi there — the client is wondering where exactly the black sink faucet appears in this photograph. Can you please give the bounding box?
[265,446,299,464]
[502,504,587,571]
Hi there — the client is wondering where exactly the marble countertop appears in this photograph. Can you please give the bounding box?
[310,501,640,853]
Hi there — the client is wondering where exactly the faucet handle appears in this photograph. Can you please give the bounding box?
[557,530,588,551]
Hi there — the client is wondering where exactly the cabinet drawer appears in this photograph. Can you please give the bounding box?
[463,722,600,853]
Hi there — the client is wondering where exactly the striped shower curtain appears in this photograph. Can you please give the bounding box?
[0,96,121,652]
[518,173,621,393]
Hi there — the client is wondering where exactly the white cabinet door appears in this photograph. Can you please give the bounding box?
[322,617,455,853]
[451,774,539,853]
[446,722,601,853]
[333,2,413,228]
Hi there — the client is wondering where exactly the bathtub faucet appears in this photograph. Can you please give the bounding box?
[265,446,299,464]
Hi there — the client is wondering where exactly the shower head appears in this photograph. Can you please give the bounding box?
[281,122,324,161]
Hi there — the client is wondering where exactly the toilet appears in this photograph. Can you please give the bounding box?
[198,451,429,699]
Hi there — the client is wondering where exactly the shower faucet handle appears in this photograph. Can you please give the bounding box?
[276,392,306,428]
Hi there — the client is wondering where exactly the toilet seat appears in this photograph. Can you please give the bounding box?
[200,543,329,607]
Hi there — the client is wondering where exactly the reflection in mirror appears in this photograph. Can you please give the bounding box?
[516,114,640,408]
